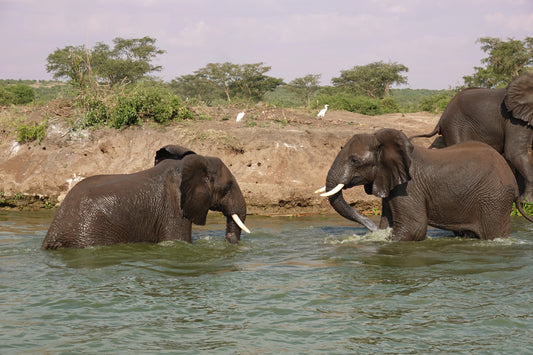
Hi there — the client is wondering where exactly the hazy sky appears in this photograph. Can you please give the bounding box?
[1,0,532,89]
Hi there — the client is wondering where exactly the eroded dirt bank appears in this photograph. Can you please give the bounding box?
[0,106,438,214]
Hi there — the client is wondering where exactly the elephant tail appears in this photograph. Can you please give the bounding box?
[409,126,440,141]
[515,198,533,223]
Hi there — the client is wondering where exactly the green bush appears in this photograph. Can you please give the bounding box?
[419,92,455,113]
[0,88,16,105]
[315,93,400,116]
[84,98,109,126]
[16,122,47,143]
[82,85,193,128]
[0,85,35,105]
[511,202,533,217]
[7,85,35,104]
[110,98,141,128]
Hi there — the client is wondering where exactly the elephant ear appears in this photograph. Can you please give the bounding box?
[155,145,196,166]
[373,129,413,198]
[504,73,533,125]
[179,155,211,225]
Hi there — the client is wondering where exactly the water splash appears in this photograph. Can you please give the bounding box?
[326,228,392,245]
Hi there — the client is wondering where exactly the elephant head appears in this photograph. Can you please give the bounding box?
[319,129,413,231]
[155,145,249,244]
[504,72,533,125]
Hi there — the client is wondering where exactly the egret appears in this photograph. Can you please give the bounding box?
[236,112,245,122]
[317,104,328,117]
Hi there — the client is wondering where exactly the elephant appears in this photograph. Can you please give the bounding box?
[317,128,533,241]
[41,145,250,249]
[411,73,533,202]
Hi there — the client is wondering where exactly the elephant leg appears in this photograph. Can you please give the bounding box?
[504,120,533,201]
[388,200,428,241]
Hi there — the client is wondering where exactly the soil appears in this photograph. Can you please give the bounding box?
[0,104,439,215]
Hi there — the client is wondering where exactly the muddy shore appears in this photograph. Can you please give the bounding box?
[0,106,439,214]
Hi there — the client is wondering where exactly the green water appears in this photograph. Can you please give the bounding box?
[1,211,532,353]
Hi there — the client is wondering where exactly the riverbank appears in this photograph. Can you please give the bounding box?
[0,105,439,214]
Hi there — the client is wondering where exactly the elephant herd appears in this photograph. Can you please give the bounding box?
[41,74,533,249]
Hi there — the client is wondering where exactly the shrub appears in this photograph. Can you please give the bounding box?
[16,122,47,143]
[7,85,35,104]
[314,92,400,116]
[0,88,16,105]
[419,92,455,113]
[81,85,193,128]
[110,98,141,129]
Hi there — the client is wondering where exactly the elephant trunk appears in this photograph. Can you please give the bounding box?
[222,187,249,244]
[225,213,247,244]
[325,168,378,232]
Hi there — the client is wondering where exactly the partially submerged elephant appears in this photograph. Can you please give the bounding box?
[411,73,533,201]
[317,128,533,241]
[41,145,250,249]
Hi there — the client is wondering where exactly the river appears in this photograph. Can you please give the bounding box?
[1,211,532,353]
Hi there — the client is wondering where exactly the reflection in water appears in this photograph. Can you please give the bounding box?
[0,211,532,353]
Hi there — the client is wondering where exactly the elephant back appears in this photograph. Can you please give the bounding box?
[155,145,196,165]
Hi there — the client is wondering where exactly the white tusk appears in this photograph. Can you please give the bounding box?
[320,184,345,197]
[314,186,326,194]
[232,214,251,234]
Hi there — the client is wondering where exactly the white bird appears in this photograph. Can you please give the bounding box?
[317,104,328,117]
[236,112,245,122]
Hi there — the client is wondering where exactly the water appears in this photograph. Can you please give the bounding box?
[1,211,532,354]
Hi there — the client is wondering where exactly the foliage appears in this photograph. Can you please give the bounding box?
[463,37,533,88]
[16,122,47,143]
[418,91,456,113]
[173,62,284,103]
[169,74,222,105]
[82,84,193,129]
[0,80,68,103]
[0,84,35,105]
[46,37,165,89]
[0,88,16,105]
[332,61,408,99]
[511,202,533,217]
[315,92,399,116]
[262,86,305,108]
[389,89,453,112]
[286,74,321,108]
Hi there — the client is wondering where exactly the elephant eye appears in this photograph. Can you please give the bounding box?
[350,156,361,165]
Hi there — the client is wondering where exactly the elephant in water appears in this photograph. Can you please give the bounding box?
[41,145,250,249]
[411,73,533,202]
[317,128,533,241]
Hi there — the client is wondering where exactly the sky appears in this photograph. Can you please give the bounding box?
[1,0,532,89]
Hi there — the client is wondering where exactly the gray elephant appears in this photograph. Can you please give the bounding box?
[41,145,250,249]
[411,73,533,201]
[318,128,533,241]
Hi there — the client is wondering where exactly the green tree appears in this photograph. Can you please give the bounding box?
[332,61,408,98]
[287,74,321,108]
[7,84,35,104]
[463,37,533,88]
[170,74,223,104]
[194,62,239,102]
[45,45,92,90]
[46,37,165,88]
[180,62,283,103]
[229,63,284,101]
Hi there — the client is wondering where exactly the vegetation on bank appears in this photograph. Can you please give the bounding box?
[0,36,531,143]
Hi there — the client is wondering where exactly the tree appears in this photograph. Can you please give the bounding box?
[463,37,533,88]
[170,74,223,104]
[181,62,283,103]
[332,61,408,99]
[46,36,165,88]
[287,74,321,108]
